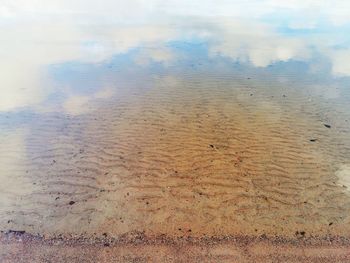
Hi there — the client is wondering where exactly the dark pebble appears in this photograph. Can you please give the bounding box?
[295,231,305,237]
[7,230,25,235]
[68,201,75,205]
[324,124,331,128]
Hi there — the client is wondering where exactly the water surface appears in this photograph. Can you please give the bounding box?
[1,1,350,239]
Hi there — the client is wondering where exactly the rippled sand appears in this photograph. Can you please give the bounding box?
[1,71,350,240]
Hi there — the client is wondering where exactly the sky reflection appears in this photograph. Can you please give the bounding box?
[1,0,350,112]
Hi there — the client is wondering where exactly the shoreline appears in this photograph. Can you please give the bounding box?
[1,231,350,262]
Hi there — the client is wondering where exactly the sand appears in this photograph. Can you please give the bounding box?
[1,61,350,262]
[1,231,350,262]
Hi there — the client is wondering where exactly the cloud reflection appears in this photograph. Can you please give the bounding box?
[208,19,310,67]
[63,87,114,115]
[1,0,350,112]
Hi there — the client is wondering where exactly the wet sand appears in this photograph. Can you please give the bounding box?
[1,68,350,234]
[1,60,350,262]
[1,231,350,262]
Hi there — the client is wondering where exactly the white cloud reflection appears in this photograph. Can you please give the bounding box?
[134,47,176,66]
[330,49,350,77]
[1,0,350,112]
[208,20,310,67]
[63,87,115,115]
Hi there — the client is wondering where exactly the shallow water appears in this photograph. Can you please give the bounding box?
[1,2,350,239]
